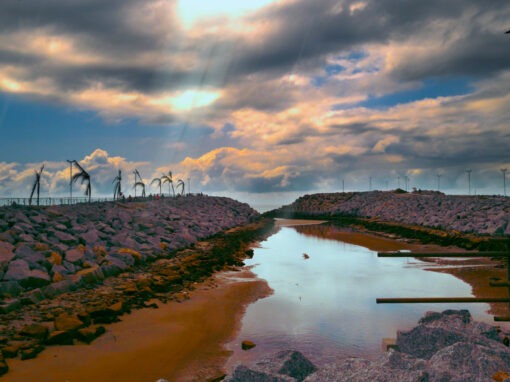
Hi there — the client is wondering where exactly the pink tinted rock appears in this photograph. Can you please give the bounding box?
[53,230,77,243]
[65,248,84,263]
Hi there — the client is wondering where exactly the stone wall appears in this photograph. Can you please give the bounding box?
[273,191,510,235]
[0,195,258,305]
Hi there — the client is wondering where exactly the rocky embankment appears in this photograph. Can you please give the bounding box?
[227,310,510,382]
[0,195,258,297]
[270,191,510,236]
[0,195,266,375]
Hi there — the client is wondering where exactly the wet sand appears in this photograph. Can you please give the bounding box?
[2,270,272,382]
[294,223,458,252]
[428,262,510,317]
[274,218,328,227]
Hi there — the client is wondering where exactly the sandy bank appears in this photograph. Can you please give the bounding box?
[293,223,462,252]
[274,219,327,227]
[2,270,271,382]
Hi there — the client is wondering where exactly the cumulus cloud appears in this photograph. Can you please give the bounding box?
[0,149,152,198]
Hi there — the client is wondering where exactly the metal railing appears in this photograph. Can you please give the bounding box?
[0,193,197,208]
[0,197,114,207]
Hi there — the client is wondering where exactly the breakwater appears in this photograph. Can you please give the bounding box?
[0,195,259,298]
[268,190,510,237]
[0,194,269,375]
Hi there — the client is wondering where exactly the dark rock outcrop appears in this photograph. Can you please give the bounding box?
[227,310,510,382]
[227,350,317,382]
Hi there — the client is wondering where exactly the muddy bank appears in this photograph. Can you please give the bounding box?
[293,223,467,253]
[2,270,272,382]
[0,217,275,378]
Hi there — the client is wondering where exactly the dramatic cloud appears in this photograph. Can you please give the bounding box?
[0,0,509,200]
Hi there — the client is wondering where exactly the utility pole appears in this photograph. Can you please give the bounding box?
[188,177,191,195]
[466,169,472,195]
[369,176,372,191]
[397,176,400,189]
[437,174,442,192]
[342,179,345,193]
[502,168,507,196]
[66,160,73,203]
[404,175,409,191]
[133,171,137,198]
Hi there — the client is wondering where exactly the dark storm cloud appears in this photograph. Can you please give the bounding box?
[231,0,388,77]
[390,27,510,81]
[0,0,164,53]
[0,49,42,67]
[0,0,188,94]
[368,128,510,170]
[330,123,380,134]
[2,0,509,105]
[233,0,510,81]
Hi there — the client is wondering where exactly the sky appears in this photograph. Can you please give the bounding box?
[0,0,509,208]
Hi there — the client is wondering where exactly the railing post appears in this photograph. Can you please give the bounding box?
[507,251,510,309]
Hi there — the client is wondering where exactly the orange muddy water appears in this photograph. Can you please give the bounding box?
[3,270,271,382]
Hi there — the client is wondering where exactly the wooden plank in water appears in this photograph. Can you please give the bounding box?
[376,297,510,304]
[489,281,510,287]
[378,251,509,258]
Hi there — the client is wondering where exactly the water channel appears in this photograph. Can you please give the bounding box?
[226,222,499,368]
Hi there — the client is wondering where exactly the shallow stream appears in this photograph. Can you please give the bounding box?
[226,222,499,368]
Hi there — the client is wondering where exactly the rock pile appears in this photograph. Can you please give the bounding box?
[0,195,258,306]
[272,191,510,236]
[0,195,269,376]
[227,310,510,382]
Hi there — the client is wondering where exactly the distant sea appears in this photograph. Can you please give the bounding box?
[209,191,306,214]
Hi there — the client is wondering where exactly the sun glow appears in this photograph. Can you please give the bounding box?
[168,90,221,112]
[178,0,279,28]
[0,77,23,92]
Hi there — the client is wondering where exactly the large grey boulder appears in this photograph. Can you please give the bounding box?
[65,248,85,263]
[304,353,429,382]
[426,341,510,382]
[3,259,51,288]
[227,350,317,382]
[4,259,30,281]
[14,245,47,270]
[236,311,510,382]
[397,309,504,360]
[228,365,295,381]
[79,229,100,245]
[53,230,77,244]
[396,325,466,360]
